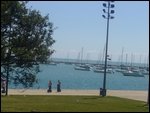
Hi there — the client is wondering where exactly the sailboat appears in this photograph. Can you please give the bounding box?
[116,47,126,73]
[93,66,113,74]
[122,70,144,77]
[74,47,91,71]
[49,61,57,65]
[141,53,149,75]
[93,45,113,74]
[48,55,57,66]
[122,64,144,77]
[65,52,72,65]
[141,69,149,75]
[74,64,91,71]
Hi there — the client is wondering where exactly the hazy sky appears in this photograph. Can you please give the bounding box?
[26,1,149,63]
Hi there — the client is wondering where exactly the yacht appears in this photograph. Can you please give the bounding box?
[74,64,91,71]
[122,70,144,77]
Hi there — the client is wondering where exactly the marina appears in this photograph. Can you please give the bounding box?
[9,59,149,91]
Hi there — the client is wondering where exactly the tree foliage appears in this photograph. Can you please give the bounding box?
[1,1,55,88]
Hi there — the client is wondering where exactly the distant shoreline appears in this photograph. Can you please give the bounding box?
[52,58,148,66]
[5,89,148,102]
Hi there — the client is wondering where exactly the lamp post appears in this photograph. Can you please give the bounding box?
[101,1,115,97]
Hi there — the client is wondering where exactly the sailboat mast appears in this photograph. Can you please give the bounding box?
[130,53,135,67]
[121,47,124,66]
[77,52,80,63]
[147,53,149,68]
[125,53,128,66]
[67,52,69,63]
[81,47,84,64]
[86,53,90,64]
[140,55,142,65]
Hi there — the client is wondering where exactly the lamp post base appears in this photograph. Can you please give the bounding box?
[100,88,107,96]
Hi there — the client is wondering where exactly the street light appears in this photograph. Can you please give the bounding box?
[101,1,115,97]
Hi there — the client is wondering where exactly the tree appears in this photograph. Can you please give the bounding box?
[1,1,55,95]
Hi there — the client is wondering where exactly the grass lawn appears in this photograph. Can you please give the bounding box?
[1,95,149,112]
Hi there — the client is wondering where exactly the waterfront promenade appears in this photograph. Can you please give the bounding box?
[7,89,148,102]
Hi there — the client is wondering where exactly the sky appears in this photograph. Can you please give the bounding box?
[26,1,149,63]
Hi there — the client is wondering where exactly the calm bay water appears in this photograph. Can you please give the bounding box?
[10,62,149,91]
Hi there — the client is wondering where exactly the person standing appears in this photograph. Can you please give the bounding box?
[47,80,52,93]
[57,80,61,92]
[1,80,6,93]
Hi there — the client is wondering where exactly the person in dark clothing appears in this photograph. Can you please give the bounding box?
[1,80,6,93]
[47,80,52,93]
[57,80,61,92]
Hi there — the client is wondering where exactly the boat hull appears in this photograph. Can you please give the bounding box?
[123,72,144,77]
[74,67,90,71]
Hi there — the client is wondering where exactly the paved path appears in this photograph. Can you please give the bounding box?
[7,89,148,102]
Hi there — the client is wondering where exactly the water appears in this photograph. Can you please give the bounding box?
[10,62,149,91]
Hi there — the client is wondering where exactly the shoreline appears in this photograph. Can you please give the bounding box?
[4,89,148,102]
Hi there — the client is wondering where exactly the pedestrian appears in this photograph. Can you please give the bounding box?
[57,80,61,92]
[1,80,6,93]
[47,80,52,93]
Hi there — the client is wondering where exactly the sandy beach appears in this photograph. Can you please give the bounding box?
[6,89,148,102]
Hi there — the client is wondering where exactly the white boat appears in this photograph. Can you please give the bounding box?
[142,71,149,75]
[74,64,90,71]
[115,69,126,73]
[93,67,113,74]
[140,69,149,75]
[122,70,144,77]
[49,62,57,65]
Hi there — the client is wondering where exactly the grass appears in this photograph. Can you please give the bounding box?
[1,95,149,112]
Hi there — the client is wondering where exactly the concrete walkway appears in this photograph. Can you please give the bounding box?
[7,89,148,102]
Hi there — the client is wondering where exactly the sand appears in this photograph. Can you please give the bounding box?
[5,89,148,102]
